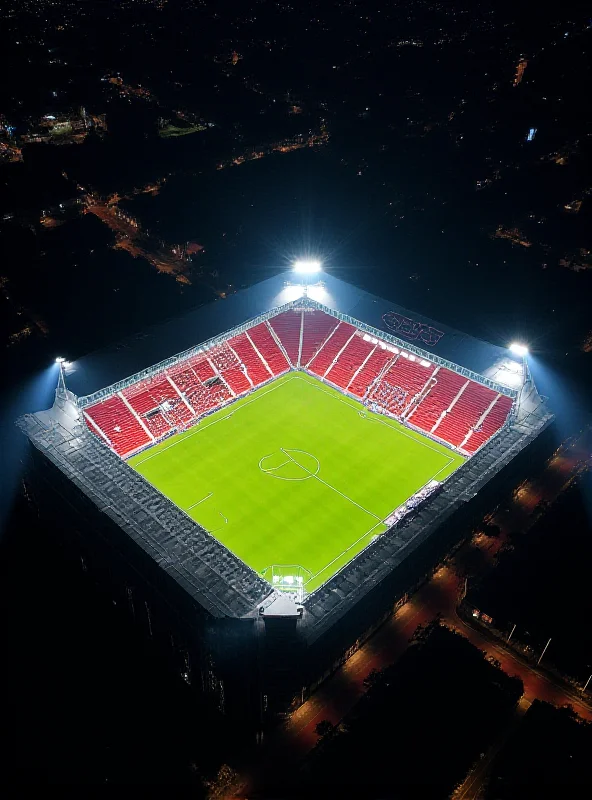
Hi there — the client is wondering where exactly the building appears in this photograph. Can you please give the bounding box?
[16,274,552,737]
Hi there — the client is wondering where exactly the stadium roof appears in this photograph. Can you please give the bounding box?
[65,272,521,399]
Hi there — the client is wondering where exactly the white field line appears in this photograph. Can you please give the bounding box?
[431,458,456,481]
[132,374,299,467]
[311,520,385,583]
[260,459,291,472]
[210,511,229,533]
[280,448,382,522]
[186,491,213,511]
[312,450,453,585]
[296,374,458,461]
[132,371,459,583]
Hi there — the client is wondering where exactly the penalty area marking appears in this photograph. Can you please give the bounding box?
[210,511,229,532]
[310,519,385,587]
[186,491,213,511]
[294,374,462,462]
[131,373,300,468]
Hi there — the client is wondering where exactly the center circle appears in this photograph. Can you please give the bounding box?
[259,449,320,481]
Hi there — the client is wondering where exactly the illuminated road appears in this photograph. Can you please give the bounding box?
[231,436,591,797]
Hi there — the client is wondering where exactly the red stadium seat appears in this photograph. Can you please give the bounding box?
[85,396,151,457]
[308,322,357,377]
[228,332,271,386]
[84,307,513,459]
[247,323,291,376]
[348,346,393,398]
[368,354,435,415]
[434,382,500,448]
[325,333,375,390]
[268,310,302,366]
[300,311,340,366]
[407,368,466,433]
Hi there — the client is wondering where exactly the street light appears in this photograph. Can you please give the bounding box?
[55,356,66,364]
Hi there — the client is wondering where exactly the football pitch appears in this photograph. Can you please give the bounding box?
[128,373,465,593]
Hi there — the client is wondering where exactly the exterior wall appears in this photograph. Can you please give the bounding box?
[24,444,263,738]
[18,410,554,730]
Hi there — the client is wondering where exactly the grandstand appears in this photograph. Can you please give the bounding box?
[81,309,519,462]
[17,272,553,724]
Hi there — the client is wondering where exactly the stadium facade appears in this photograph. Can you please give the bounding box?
[17,273,553,732]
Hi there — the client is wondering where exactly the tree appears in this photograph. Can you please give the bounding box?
[315,720,335,738]
[363,669,384,690]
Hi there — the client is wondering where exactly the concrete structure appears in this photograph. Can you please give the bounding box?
[16,274,553,733]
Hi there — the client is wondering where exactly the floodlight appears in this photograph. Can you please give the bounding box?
[55,356,66,364]
[509,343,529,357]
[293,259,322,274]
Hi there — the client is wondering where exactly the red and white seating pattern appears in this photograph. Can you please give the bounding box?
[300,311,339,366]
[144,411,171,439]
[246,323,291,376]
[462,394,514,453]
[268,310,302,366]
[84,307,514,458]
[185,381,232,418]
[324,333,374,390]
[433,381,500,448]
[348,347,393,398]
[228,332,271,387]
[308,322,357,377]
[406,368,466,432]
[85,396,151,457]
[368,354,435,414]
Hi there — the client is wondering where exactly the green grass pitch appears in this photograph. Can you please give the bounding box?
[128,373,465,593]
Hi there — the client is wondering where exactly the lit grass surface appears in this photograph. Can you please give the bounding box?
[128,373,464,592]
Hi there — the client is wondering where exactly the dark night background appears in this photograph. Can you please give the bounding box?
[1,0,591,791]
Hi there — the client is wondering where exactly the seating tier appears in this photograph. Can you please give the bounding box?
[407,368,467,433]
[308,322,356,377]
[325,334,374,390]
[209,344,239,373]
[84,307,513,459]
[300,311,339,366]
[268,310,302,366]
[228,332,271,386]
[348,347,393,398]
[463,394,513,453]
[369,355,435,413]
[435,382,498,447]
[85,396,151,457]
[222,366,251,395]
[247,323,290,376]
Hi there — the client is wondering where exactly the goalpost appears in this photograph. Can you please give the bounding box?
[265,565,313,601]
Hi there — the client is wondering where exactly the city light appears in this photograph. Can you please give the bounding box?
[509,343,529,357]
[293,259,322,274]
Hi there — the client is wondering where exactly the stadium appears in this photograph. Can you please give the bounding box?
[17,266,552,729]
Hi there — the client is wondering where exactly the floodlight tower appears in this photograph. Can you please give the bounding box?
[509,342,530,383]
[509,342,536,421]
[55,356,68,398]
[292,259,323,296]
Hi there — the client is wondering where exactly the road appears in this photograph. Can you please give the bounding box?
[230,434,591,797]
